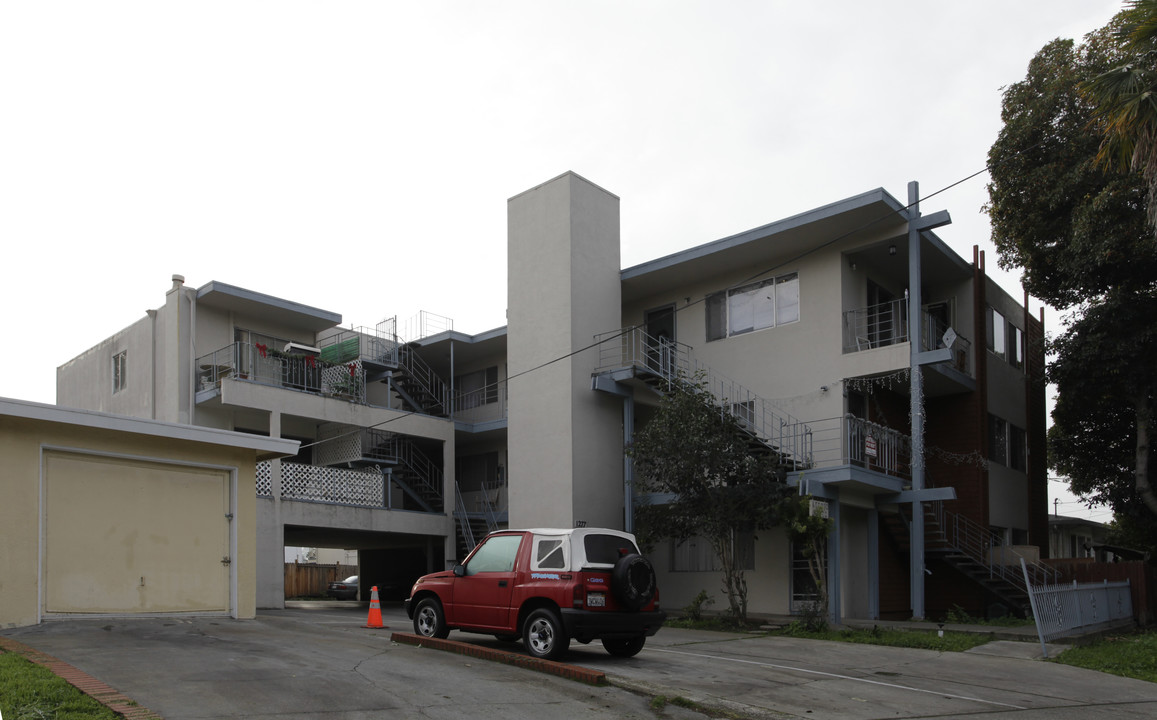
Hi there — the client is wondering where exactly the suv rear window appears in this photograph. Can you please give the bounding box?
[584,534,639,565]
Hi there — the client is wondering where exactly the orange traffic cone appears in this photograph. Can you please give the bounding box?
[363,585,387,629]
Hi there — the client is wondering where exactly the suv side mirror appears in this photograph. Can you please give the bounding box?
[453,564,466,577]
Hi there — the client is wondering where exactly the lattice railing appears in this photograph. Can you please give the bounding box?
[257,462,272,497]
[278,462,386,508]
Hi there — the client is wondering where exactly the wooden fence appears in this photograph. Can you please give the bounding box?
[1045,559,1156,626]
[284,562,356,599]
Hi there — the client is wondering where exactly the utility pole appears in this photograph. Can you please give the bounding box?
[906,181,952,620]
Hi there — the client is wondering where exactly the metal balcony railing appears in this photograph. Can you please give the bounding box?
[453,382,508,424]
[594,326,812,470]
[804,414,912,479]
[196,342,367,403]
[842,301,972,375]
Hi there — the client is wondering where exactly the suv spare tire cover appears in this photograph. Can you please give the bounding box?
[611,553,656,611]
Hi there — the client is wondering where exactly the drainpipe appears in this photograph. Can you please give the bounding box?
[623,394,635,533]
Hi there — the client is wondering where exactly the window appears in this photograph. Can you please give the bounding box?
[988,414,1008,466]
[1009,424,1027,472]
[464,534,522,575]
[454,366,499,410]
[988,414,1027,472]
[584,534,640,565]
[706,273,799,341]
[533,536,567,570]
[671,534,754,572]
[112,351,127,394]
[986,306,1025,370]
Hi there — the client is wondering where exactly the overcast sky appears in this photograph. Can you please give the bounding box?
[1,1,1125,521]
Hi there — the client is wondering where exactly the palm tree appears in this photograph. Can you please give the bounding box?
[1082,0,1157,234]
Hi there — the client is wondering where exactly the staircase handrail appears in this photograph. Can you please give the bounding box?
[362,428,444,508]
[454,482,476,553]
[398,344,450,415]
[594,326,813,469]
[932,501,1060,592]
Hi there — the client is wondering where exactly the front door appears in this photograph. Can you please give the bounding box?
[644,305,676,375]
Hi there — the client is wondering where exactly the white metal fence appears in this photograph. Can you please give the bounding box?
[1022,558,1133,657]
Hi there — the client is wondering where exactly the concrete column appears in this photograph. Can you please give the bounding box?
[506,172,624,530]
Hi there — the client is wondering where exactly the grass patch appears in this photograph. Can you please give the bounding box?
[0,651,119,720]
[771,622,992,652]
[1050,629,1157,683]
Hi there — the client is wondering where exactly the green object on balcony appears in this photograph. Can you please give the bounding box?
[320,337,359,364]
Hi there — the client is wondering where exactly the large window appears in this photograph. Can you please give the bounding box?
[670,534,754,572]
[706,273,799,341]
[988,413,1027,472]
[112,351,127,394]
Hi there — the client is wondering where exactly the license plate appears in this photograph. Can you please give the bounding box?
[587,592,606,607]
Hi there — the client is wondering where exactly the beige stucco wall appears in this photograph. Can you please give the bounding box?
[507,172,625,530]
[0,413,264,628]
[650,532,793,617]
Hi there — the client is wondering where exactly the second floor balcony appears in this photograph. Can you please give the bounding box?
[197,342,367,404]
[842,300,972,378]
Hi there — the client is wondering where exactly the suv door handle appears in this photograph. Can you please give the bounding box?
[498,580,508,587]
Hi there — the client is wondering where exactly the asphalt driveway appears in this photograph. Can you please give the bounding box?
[4,603,1157,719]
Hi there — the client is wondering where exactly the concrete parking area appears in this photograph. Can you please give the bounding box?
[4,602,1157,719]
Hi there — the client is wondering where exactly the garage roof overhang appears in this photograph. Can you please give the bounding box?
[1,398,300,461]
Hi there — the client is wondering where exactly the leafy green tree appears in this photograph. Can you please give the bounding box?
[1049,293,1157,520]
[629,373,791,623]
[1082,1,1157,235]
[987,22,1157,529]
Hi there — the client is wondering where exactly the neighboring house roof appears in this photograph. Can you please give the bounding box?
[1048,514,1111,530]
[0,397,300,461]
[196,280,341,333]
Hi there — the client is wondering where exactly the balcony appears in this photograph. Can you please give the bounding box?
[842,301,972,376]
[807,414,911,480]
[196,342,367,404]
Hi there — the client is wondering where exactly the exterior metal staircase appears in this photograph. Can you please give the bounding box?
[359,429,444,512]
[594,326,813,471]
[884,499,1061,615]
[389,343,450,416]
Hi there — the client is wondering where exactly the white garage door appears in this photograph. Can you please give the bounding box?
[43,451,232,615]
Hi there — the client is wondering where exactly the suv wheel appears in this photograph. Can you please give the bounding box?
[602,636,646,657]
[523,608,569,660]
[611,553,657,611]
[413,597,449,639]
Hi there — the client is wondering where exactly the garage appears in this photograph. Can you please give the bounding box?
[43,451,233,615]
[0,397,298,628]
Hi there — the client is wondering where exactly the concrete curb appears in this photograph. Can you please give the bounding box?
[0,635,164,719]
[390,632,607,686]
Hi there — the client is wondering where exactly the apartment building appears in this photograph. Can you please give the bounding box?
[58,171,1047,620]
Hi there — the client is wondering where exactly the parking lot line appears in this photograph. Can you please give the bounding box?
[651,646,1027,710]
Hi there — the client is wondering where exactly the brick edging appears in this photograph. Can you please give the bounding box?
[0,636,164,719]
[390,632,606,686]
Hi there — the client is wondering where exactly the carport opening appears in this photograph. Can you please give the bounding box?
[283,527,445,602]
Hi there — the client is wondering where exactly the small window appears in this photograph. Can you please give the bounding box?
[464,534,522,575]
[112,351,127,394]
[533,537,567,570]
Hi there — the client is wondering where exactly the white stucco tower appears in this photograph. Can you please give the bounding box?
[507,172,626,529]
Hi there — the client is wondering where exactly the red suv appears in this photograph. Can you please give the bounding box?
[405,528,665,659]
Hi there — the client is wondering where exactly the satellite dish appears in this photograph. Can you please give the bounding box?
[942,327,957,349]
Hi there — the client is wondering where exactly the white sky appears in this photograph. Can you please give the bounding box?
[0,1,1124,522]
